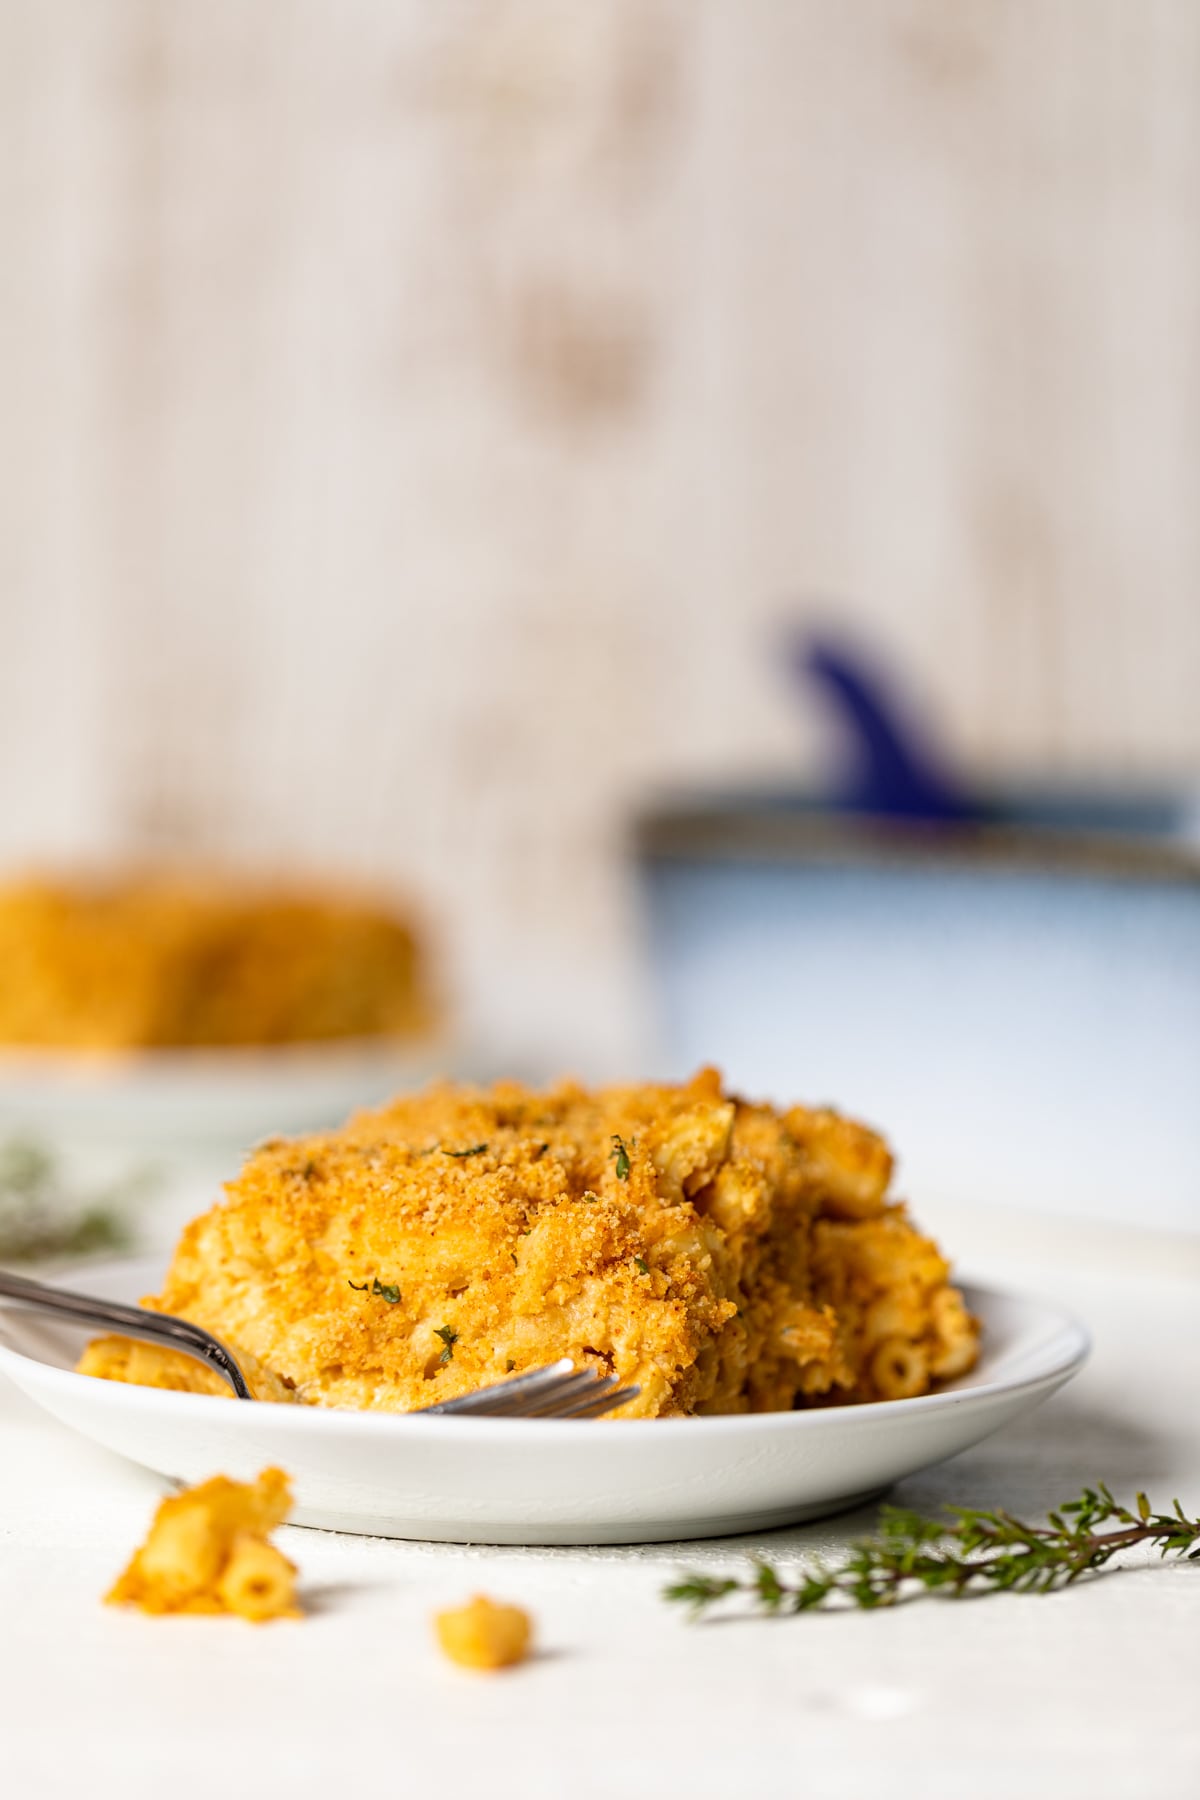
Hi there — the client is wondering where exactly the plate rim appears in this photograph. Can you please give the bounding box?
[0,1259,1090,1441]
[0,1032,449,1084]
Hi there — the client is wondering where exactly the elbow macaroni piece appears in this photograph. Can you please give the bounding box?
[78,1334,297,1403]
[435,1595,533,1670]
[216,1535,299,1623]
[105,1467,299,1621]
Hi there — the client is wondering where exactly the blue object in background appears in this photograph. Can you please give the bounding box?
[797,634,975,823]
[636,809,1200,1232]
[635,631,1200,1230]
[794,630,1196,839]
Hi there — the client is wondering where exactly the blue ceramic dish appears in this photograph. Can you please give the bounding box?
[636,792,1200,1231]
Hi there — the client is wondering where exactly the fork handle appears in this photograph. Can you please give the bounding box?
[0,1268,253,1400]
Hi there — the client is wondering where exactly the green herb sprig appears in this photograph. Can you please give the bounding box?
[435,1325,459,1364]
[0,1138,146,1264]
[347,1277,402,1304]
[611,1136,631,1180]
[444,1143,488,1159]
[664,1486,1200,1618]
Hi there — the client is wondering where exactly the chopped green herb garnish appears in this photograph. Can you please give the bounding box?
[633,1255,650,1276]
[444,1143,488,1158]
[435,1324,459,1363]
[582,1189,598,1202]
[611,1135,631,1180]
[348,1276,402,1304]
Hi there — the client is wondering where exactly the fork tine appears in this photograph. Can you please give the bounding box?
[471,1359,576,1400]
[413,1360,639,1420]
[510,1370,617,1417]
[416,1359,575,1417]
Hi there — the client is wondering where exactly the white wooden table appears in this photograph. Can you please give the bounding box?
[2,1201,1198,1800]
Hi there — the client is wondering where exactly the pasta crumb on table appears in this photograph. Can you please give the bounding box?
[435,1595,533,1670]
[105,1467,300,1622]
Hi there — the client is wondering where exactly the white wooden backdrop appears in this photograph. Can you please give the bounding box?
[2,0,1198,1063]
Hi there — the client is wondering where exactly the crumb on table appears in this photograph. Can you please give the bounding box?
[105,1466,300,1622]
[435,1594,533,1670]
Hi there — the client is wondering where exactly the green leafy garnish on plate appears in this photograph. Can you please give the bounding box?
[348,1277,402,1304]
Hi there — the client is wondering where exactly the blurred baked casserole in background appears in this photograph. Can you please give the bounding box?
[80,1067,979,1415]
[0,871,432,1052]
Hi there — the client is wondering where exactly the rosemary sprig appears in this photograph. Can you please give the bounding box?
[664,1486,1200,1617]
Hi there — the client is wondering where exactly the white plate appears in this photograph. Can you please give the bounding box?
[0,1258,1089,1545]
[0,1038,455,1150]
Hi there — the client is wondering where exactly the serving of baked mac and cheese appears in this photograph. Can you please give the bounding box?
[79,1069,978,1416]
[0,870,431,1051]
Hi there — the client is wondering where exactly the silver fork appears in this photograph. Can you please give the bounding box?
[0,1269,639,1418]
[418,1358,639,1420]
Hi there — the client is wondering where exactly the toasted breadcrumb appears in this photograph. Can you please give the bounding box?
[80,1070,980,1416]
[435,1595,533,1670]
[105,1467,300,1621]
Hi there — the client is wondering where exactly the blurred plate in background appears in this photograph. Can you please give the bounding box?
[0,1034,457,1154]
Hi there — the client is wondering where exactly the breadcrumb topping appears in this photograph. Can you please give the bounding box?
[80,1069,979,1416]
